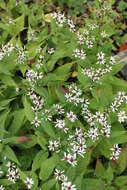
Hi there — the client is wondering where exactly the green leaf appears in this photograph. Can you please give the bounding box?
[36,131,47,150]
[23,96,34,122]
[41,179,56,190]
[9,109,25,135]
[39,154,59,180]
[82,178,104,190]
[95,159,105,178]
[54,62,74,81]
[115,176,127,187]
[0,110,9,139]
[41,120,56,138]
[4,145,20,165]
[32,150,48,171]
[9,15,24,37]
[76,149,92,175]
[116,147,127,174]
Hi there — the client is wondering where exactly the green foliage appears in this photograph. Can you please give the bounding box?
[0,0,127,190]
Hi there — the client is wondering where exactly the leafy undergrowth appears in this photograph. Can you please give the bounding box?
[0,0,127,190]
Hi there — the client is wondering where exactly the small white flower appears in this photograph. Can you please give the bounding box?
[89,23,98,30]
[67,111,77,122]
[63,153,77,167]
[62,181,77,190]
[48,140,59,151]
[54,119,68,133]
[65,93,73,103]
[24,177,34,189]
[86,38,93,48]
[101,31,108,38]
[54,169,64,180]
[16,87,19,92]
[110,144,121,160]
[83,29,89,36]
[101,125,111,138]
[118,110,127,123]
[77,32,85,45]
[31,116,41,127]
[68,19,75,32]
[0,185,4,190]
[6,162,19,183]
[87,127,99,141]
[48,48,55,54]
[97,51,105,65]
[73,49,86,60]
[53,104,64,114]
[110,56,116,65]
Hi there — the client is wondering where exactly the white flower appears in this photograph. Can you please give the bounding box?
[97,51,105,65]
[86,38,93,48]
[31,116,41,127]
[89,23,98,30]
[101,125,111,138]
[24,177,34,189]
[48,48,55,54]
[51,12,66,27]
[77,32,85,45]
[68,19,75,32]
[73,49,86,60]
[110,56,116,65]
[118,110,127,123]
[67,111,77,122]
[63,153,77,167]
[110,144,121,160]
[0,185,4,190]
[87,127,99,141]
[101,31,108,38]
[83,29,89,36]
[62,181,77,190]
[53,104,64,114]
[65,93,73,103]
[6,162,19,183]
[54,169,64,180]
[54,119,68,133]
[48,140,59,151]
[57,12,66,26]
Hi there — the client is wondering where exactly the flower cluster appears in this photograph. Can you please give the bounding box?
[54,119,68,133]
[51,12,76,32]
[26,69,43,84]
[118,110,127,123]
[15,45,29,65]
[82,102,111,138]
[0,43,14,61]
[28,90,44,113]
[51,12,66,27]
[77,30,95,49]
[62,128,87,167]
[110,91,127,112]
[81,55,117,86]
[73,48,86,60]
[6,161,20,183]
[110,144,121,160]
[65,83,84,105]
[54,169,76,190]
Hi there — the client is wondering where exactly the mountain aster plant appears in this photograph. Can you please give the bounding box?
[0,0,127,190]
